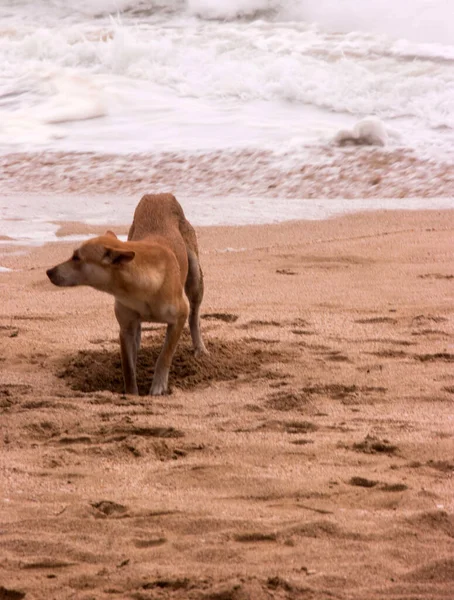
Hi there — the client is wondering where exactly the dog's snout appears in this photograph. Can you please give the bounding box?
[46,267,58,282]
[47,266,66,286]
[46,263,80,287]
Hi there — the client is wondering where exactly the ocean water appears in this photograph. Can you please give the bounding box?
[1,0,453,154]
[0,0,453,245]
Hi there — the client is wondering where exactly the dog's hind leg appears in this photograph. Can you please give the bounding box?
[185,249,208,357]
[150,300,189,396]
[115,301,141,395]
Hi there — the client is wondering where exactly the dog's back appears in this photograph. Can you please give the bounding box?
[128,194,197,251]
[128,194,200,284]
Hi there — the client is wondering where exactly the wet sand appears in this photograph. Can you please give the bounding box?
[1,208,453,599]
[1,147,453,199]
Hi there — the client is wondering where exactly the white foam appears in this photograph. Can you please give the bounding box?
[37,73,107,124]
[188,0,273,20]
[291,0,453,45]
[0,0,452,178]
[187,0,453,45]
[20,0,452,46]
[1,12,452,157]
[334,117,389,147]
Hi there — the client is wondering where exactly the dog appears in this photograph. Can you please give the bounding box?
[47,193,208,396]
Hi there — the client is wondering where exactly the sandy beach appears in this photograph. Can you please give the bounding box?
[1,207,453,599]
[2,1,453,597]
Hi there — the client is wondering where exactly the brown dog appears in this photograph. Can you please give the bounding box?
[47,193,207,395]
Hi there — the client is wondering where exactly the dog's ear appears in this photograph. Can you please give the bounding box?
[104,230,118,239]
[102,247,135,265]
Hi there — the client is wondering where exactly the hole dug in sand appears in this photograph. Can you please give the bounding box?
[59,333,288,395]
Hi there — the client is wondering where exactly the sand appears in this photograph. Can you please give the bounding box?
[1,148,453,199]
[1,208,453,600]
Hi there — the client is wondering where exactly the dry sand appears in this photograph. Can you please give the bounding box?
[1,208,453,600]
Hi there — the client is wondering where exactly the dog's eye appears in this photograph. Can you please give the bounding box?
[72,253,80,262]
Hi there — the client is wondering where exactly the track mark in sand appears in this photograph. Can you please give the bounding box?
[296,341,331,352]
[25,419,61,440]
[292,317,311,327]
[403,558,454,583]
[240,319,281,328]
[55,424,188,460]
[269,380,290,388]
[349,477,408,492]
[264,390,317,413]
[352,435,399,455]
[276,268,297,275]
[291,329,315,335]
[380,483,408,492]
[322,350,351,362]
[0,384,32,397]
[12,315,57,322]
[300,383,386,405]
[21,398,72,411]
[256,419,318,435]
[243,336,280,344]
[142,579,190,591]
[89,337,116,345]
[415,353,454,362]
[267,576,295,592]
[418,273,454,280]
[412,314,448,325]
[288,520,349,539]
[202,312,238,323]
[368,349,408,358]
[263,382,386,407]
[412,328,450,337]
[0,587,26,600]
[404,510,454,538]
[57,435,92,444]
[363,338,414,346]
[134,537,167,548]
[0,384,33,410]
[124,440,191,460]
[90,500,128,518]
[59,334,289,395]
[349,476,379,488]
[234,532,278,543]
[355,316,398,325]
[21,559,76,569]
[0,325,19,338]
[110,424,184,439]
[284,420,318,434]
[244,403,264,413]
[426,460,454,473]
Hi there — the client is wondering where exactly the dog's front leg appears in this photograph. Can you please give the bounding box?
[115,301,141,395]
[150,305,188,396]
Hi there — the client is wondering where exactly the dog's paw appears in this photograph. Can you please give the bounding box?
[150,377,169,396]
[194,344,209,358]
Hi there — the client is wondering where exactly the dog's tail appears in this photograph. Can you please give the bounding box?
[178,212,204,306]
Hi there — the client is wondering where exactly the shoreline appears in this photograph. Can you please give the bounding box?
[1,195,453,249]
[1,206,454,263]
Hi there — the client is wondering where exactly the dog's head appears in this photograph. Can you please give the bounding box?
[46,231,135,291]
